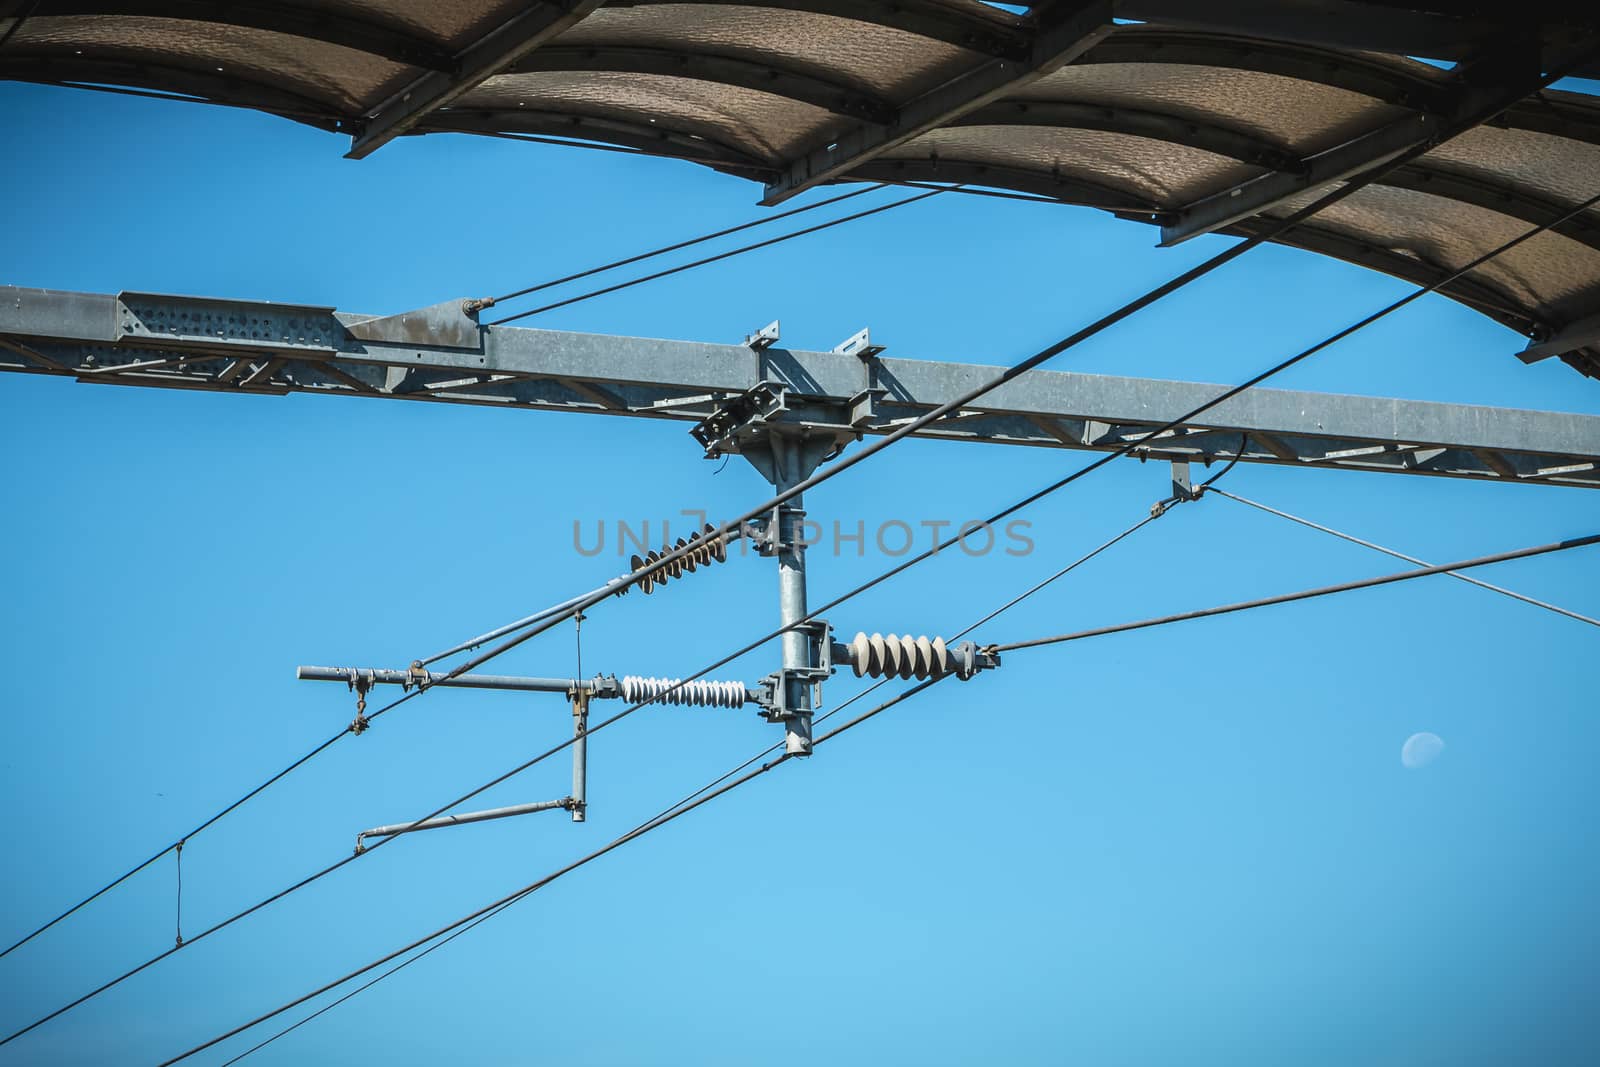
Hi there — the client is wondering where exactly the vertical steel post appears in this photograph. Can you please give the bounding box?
[571,687,588,822]
[774,437,814,756]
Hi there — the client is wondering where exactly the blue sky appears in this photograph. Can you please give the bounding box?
[2,83,1598,1065]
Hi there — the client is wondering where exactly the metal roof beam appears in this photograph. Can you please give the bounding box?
[1520,311,1600,364]
[420,109,771,171]
[845,159,1165,216]
[1158,36,1600,246]
[759,0,1116,205]
[1114,1,1514,64]
[346,0,604,160]
[1380,164,1600,255]
[13,1,457,70]
[0,53,347,125]
[507,45,898,124]
[4,285,1598,489]
[1159,111,1436,246]
[955,99,1302,171]
[607,0,1034,60]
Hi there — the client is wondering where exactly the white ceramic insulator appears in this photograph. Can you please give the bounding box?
[846,632,954,680]
[622,675,747,708]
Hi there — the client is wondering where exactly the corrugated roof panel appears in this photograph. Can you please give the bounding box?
[886,126,1266,207]
[458,71,837,163]
[1271,184,1600,320]
[302,0,535,53]
[1019,63,1409,156]
[13,15,412,114]
[1422,126,1600,215]
[556,4,984,100]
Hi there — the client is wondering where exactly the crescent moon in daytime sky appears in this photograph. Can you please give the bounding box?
[1401,732,1445,769]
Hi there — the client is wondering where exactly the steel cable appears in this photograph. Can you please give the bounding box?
[1204,486,1600,628]
[10,171,1596,1057]
[12,75,1597,1047]
[989,533,1600,653]
[483,182,888,308]
[159,677,948,1066]
[488,185,950,324]
[201,526,1599,1062]
[203,493,1201,1063]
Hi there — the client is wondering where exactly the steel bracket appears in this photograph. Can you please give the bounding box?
[690,380,788,456]
[744,319,781,350]
[754,619,833,721]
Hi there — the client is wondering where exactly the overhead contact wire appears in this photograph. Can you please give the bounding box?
[159,677,949,1066]
[0,724,349,963]
[212,498,1193,1062]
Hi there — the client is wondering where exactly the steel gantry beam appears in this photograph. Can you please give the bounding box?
[3,285,1600,488]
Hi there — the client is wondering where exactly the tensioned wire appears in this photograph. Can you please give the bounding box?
[214,473,1235,1063]
[19,50,1587,966]
[182,511,1593,1062]
[11,161,1598,1052]
[0,182,949,966]
[487,184,952,323]
[0,183,920,964]
[160,676,947,1066]
[1202,486,1600,629]
[986,534,1600,653]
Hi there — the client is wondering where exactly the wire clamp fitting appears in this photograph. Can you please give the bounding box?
[347,669,373,735]
[404,659,430,692]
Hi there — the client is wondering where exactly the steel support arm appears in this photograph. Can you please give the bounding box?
[3,285,1599,488]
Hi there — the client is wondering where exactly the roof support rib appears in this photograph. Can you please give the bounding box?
[758,0,1114,205]
[346,0,603,159]
[15,1,457,70]
[1520,312,1600,364]
[1159,36,1600,246]
[1159,112,1436,246]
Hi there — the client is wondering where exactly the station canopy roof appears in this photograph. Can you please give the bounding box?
[5,1,1600,379]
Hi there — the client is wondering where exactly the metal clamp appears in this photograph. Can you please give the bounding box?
[755,619,833,721]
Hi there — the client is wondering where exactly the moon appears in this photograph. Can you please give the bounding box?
[1401,732,1444,769]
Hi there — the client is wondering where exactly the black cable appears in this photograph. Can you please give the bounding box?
[488,185,951,324]
[192,531,1600,1062]
[1204,486,1600,628]
[18,73,1597,1042]
[461,65,1600,690]
[990,533,1600,653]
[15,167,1597,1054]
[66,161,1600,1054]
[0,723,351,962]
[211,496,1186,1063]
[159,678,948,1066]
[485,182,887,307]
[880,180,1070,206]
